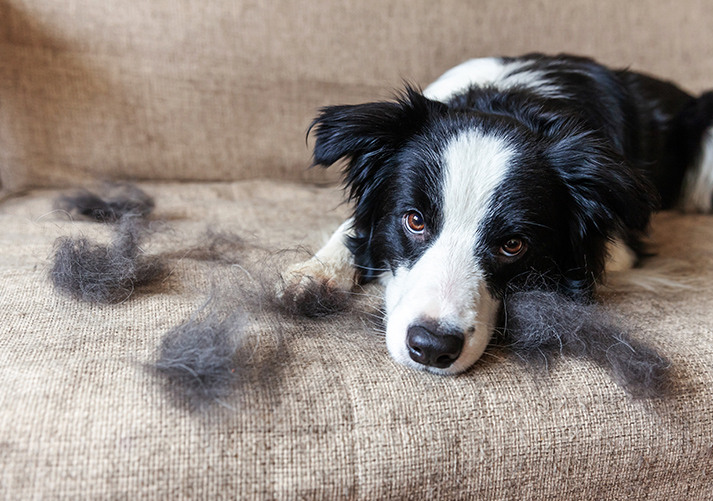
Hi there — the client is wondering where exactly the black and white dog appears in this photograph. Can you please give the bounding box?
[286,53,713,375]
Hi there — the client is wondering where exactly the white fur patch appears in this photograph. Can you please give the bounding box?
[383,129,513,374]
[682,125,713,213]
[423,57,563,103]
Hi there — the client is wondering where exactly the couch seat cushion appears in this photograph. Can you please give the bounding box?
[1,180,712,499]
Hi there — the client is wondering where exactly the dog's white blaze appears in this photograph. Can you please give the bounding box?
[682,125,713,213]
[424,57,563,103]
[384,129,513,374]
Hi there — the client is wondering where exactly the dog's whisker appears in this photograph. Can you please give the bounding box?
[354,264,392,272]
[479,350,505,361]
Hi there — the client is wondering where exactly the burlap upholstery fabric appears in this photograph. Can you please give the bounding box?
[1,181,713,499]
[1,0,713,192]
[2,0,713,498]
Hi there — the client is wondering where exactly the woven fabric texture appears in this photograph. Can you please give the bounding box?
[1,181,712,499]
[2,0,713,191]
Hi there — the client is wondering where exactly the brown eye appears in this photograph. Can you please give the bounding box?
[403,211,425,235]
[500,238,526,258]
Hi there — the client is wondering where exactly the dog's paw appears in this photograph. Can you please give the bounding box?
[276,258,356,318]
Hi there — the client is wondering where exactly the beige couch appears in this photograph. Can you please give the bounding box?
[2,0,713,498]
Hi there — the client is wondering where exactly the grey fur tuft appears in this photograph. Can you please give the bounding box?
[502,290,671,398]
[275,276,353,318]
[154,309,245,411]
[56,184,155,222]
[49,215,165,303]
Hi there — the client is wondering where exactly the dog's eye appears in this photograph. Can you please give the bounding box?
[403,211,425,235]
[499,238,526,258]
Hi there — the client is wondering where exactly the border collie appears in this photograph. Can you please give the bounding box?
[286,53,713,375]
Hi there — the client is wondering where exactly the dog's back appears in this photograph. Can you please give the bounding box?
[425,53,713,214]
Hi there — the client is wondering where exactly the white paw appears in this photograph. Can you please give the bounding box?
[282,255,355,291]
[276,257,357,317]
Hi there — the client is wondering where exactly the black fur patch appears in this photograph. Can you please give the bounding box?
[502,290,671,398]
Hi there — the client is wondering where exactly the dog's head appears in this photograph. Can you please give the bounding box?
[310,88,656,374]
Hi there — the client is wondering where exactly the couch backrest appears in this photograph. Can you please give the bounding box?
[1,0,712,192]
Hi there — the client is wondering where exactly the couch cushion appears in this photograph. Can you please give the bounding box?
[2,0,713,192]
[1,180,712,498]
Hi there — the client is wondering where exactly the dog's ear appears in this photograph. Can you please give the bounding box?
[546,129,658,297]
[309,88,447,283]
[309,87,446,202]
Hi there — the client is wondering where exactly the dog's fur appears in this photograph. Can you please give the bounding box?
[286,53,713,375]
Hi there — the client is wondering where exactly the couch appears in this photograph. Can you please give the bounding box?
[2,0,712,498]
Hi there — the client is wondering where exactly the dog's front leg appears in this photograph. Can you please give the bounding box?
[280,218,358,298]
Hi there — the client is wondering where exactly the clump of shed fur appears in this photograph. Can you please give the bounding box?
[50,184,164,303]
[56,183,155,222]
[50,215,165,303]
[502,290,671,399]
[275,275,354,318]
[154,307,246,411]
[151,250,368,411]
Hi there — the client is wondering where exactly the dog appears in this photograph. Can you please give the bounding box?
[285,53,713,375]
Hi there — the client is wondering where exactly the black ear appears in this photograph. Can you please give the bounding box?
[309,88,447,283]
[547,129,658,296]
[309,87,446,203]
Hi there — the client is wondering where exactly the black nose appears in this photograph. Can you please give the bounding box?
[407,324,464,369]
